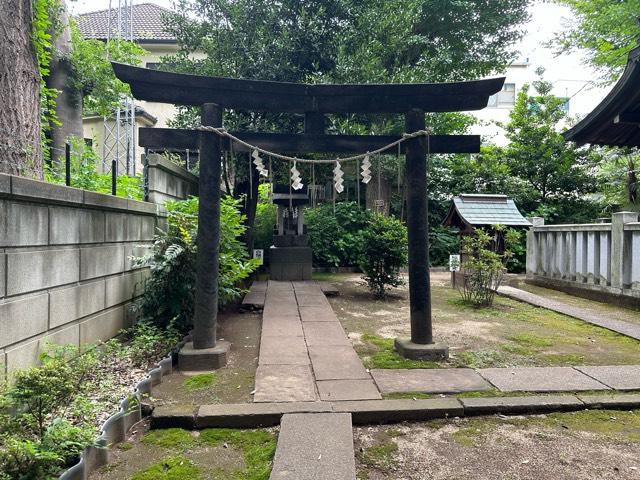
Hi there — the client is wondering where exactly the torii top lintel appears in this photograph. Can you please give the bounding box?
[112,62,505,114]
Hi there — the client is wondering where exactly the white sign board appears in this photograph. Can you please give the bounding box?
[449,254,461,272]
[253,249,264,265]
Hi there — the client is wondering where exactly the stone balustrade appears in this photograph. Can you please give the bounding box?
[526,212,640,307]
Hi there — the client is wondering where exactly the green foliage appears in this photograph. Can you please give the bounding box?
[68,22,146,117]
[358,214,408,298]
[458,226,519,307]
[553,0,640,82]
[253,185,277,253]
[119,322,181,367]
[44,136,143,200]
[0,436,63,480]
[429,226,459,267]
[135,196,259,332]
[306,202,372,267]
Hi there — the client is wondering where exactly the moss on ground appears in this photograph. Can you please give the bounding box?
[382,392,434,400]
[129,427,277,480]
[183,373,217,392]
[131,455,200,480]
[357,430,401,471]
[142,428,196,449]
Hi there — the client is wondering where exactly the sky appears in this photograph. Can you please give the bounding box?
[68,0,611,116]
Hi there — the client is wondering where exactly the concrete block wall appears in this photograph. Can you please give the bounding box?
[146,154,198,204]
[0,173,164,377]
[526,212,640,305]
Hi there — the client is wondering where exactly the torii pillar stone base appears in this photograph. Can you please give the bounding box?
[394,338,449,361]
[178,340,231,372]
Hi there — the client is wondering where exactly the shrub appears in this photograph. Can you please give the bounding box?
[358,214,408,298]
[135,196,259,332]
[306,201,372,267]
[254,184,277,253]
[458,226,519,307]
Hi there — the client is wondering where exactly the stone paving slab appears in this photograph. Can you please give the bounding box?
[299,305,339,322]
[316,379,382,401]
[371,368,493,394]
[478,367,610,392]
[261,316,304,338]
[196,402,332,428]
[296,293,330,307]
[577,393,640,409]
[460,395,585,415]
[498,286,640,341]
[263,303,300,318]
[333,398,464,424]
[258,335,309,365]
[317,281,339,296]
[254,365,317,403]
[268,280,294,290]
[303,321,350,346]
[270,413,356,480]
[309,345,370,380]
[574,365,640,390]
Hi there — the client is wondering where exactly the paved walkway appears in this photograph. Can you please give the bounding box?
[270,413,356,480]
[254,280,381,403]
[498,285,640,340]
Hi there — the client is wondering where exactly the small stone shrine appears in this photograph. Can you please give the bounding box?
[270,185,313,280]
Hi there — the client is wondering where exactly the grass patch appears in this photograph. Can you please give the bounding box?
[358,334,440,369]
[142,428,196,449]
[382,392,434,400]
[450,350,509,369]
[359,440,398,470]
[131,455,200,480]
[199,428,277,480]
[117,441,134,451]
[542,353,585,365]
[183,373,217,392]
[508,333,554,348]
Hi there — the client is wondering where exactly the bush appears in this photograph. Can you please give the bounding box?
[458,226,518,307]
[429,226,459,266]
[306,201,373,267]
[135,196,259,332]
[358,214,408,298]
[254,184,277,253]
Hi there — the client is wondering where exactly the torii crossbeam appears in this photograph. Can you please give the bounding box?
[112,62,504,368]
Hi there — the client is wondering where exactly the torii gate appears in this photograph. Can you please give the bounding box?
[112,62,504,369]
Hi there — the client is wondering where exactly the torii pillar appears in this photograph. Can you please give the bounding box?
[395,109,449,360]
[178,103,231,371]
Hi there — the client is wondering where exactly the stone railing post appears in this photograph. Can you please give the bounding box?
[526,217,544,276]
[611,212,639,290]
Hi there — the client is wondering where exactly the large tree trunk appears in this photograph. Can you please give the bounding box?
[0,0,43,178]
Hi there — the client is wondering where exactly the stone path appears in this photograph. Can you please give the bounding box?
[498,285,640,340]
[270,413,356,480]
[254,280,381,403]
[371,365,640,394]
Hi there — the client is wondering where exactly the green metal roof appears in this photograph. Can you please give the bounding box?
[443,194,531,228]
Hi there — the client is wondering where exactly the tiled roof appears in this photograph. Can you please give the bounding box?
[446,194,531,227]
[77,3,176,42]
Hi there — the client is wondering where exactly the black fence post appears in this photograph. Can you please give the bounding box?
[65,143,71,187]
[111,159,117,196]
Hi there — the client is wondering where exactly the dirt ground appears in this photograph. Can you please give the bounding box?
[150,309,261,409]
[354,410,640,480]
[323,272,640,369]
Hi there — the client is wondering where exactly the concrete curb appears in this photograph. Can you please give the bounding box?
[58,336,189,480]
[150,393,640,430]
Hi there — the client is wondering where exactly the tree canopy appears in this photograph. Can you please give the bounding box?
[553,0,640,82]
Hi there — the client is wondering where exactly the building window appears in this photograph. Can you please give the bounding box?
[488,82,516,107]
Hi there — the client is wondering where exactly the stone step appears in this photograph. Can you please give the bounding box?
[270,413,356,480]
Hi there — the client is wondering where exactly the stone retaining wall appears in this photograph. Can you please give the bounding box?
[526,212,640,307]
[0,173,168,377]
[145,153,198,204]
